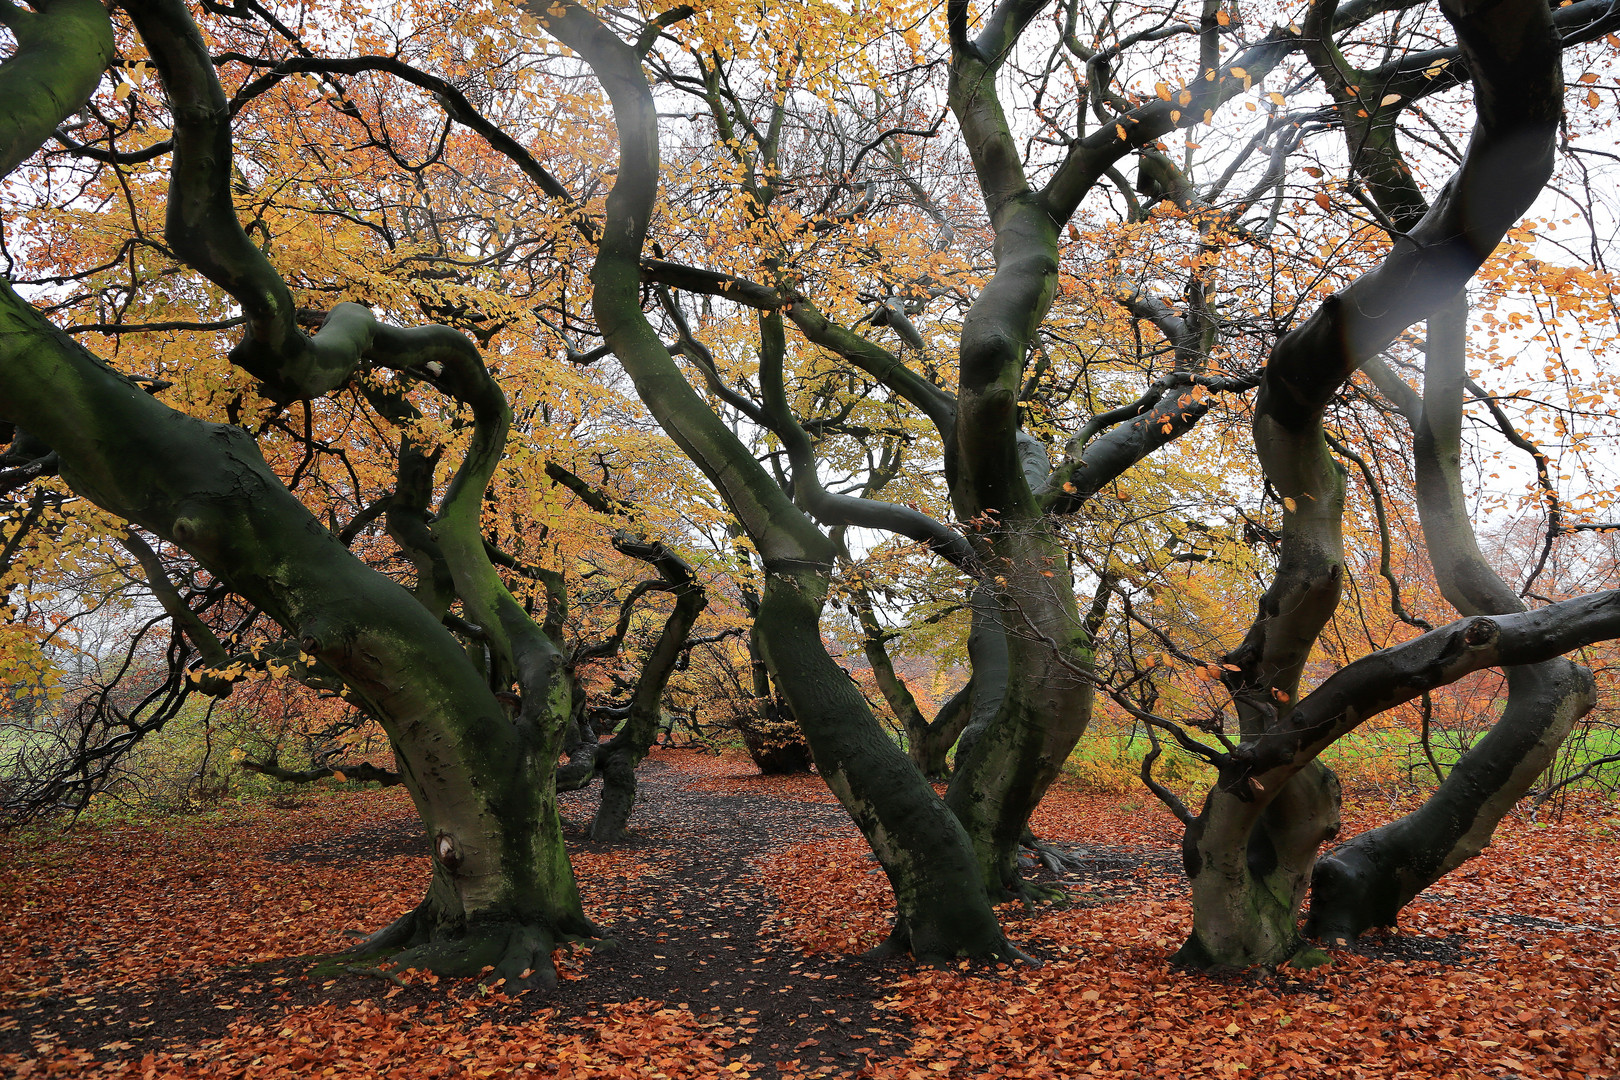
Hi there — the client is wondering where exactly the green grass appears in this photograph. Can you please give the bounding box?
[1062,722,1620,802]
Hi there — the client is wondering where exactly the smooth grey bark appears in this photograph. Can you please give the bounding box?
[1308,302,1593,938]
[1297,9,1595,941]
[931,0,1103,901]
[1178,0,1564,968]
[540,0,1017,960]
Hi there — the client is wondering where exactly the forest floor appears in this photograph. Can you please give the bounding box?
[1,748,1617,1078]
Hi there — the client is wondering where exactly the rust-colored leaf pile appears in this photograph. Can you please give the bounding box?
[2,749,1616,1078]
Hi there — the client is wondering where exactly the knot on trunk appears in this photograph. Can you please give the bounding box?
[435,832,463,871]
[1461,616,1498,649]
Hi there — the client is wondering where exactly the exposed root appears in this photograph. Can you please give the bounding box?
[1023,836,1088,877]
[1286,946,1332,970]
[1008,878,1071,910]
[343,904,607,992]
[391,922,567,991]
[343,964,408,986]
[866,922,1039,968]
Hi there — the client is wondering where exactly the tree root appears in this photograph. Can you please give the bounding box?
[344,905,608,992]
[343,964,408,986]
[865,921,1039,968]
[1170,933,1331,972]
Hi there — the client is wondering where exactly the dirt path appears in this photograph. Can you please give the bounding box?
[539,757,918,1073]
[0,756,952,1073]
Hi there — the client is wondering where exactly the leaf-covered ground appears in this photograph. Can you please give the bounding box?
[1,749,1616,1078]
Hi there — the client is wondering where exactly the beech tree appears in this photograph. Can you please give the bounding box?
[530,0,1620,968]
[6,0,1620,981]
[1,0,612,988]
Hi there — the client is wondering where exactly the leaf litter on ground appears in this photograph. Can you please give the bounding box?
[0,748,1615,1078]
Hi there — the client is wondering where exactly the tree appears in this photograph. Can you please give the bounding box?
[1,0,604,989]
[7,0,1620,980]
[527,0,1620,967]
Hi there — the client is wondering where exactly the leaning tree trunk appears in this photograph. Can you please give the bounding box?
[755,569,1017,959]
[1295,15,1590,937]
[1179,417,1348,969]
[0,288,593,987]
[0,7,592,988]
[1179,0,1563,967]
[589,538,708,842]
[544,1,1016,961]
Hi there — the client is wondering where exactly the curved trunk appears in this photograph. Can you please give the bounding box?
[546,2,1012,959]
[855,590,969,780]
[1308,296,1596,939]
[0,285,590,988]
[589,558,706,842]
[1178,0,1562,967]
[912,683,971,779]
[946,534,1095,900]
[756,569,1015,960]
[1308,660,1591,939]
[1179,763,1341,970]
[1178,419,1348,968]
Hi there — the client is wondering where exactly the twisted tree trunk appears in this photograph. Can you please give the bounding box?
[0,2,594,988]
[544,1,1016,961]
[1178,0,1563,967]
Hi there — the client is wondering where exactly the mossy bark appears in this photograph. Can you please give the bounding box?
[0,0,115,180]
[755,569,1017,961]
[1178,764,1341,969]
[1179,0,1563,966]
[545,1,1014,959]
[0,284,592,989]
[943,36,1100,897]
[946,532,1094,901]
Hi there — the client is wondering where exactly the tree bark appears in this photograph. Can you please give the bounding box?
[0,15,592,987]
[0,287,592,987]
[1308,299,1595,939]
[1295,10,1593,939]
[588,538,708,842]
[853,589,969,780]
[542,0,1016,960]
[941,7,1100,901]
[755,569,1017,960]
[1177,0,1563,967]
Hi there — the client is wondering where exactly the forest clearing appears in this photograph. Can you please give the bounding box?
[2,748,1616,1079]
